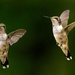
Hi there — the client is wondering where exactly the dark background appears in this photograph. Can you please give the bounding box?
[0,0,75,75]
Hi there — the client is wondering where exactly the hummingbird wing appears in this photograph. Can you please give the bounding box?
[64,22,75,34]
[60,10,70,27]
[7,29,26,45]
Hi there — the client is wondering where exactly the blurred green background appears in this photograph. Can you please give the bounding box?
[0,0,75,75]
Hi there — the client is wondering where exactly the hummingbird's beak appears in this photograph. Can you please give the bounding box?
[43,16,50,19]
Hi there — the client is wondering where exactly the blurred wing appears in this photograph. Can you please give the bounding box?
[7,29,26,45]
[60,10,70,27]
[64,22,75,35]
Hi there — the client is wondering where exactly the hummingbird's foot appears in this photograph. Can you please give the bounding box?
[56,42,59,45]
[2,49,6,54]
[60,43,63,47]
[56,42,63,47]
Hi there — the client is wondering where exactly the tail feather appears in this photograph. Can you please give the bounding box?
[66,51,72,60]
[1,58,9,69]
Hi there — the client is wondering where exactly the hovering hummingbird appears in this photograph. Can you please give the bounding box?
[48,10,75,60]
[0,23,26,68]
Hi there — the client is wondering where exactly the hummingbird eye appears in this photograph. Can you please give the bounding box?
[2,26,6,29]
[55,18,58,20]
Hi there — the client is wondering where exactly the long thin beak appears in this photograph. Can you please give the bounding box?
[43,16,50,18]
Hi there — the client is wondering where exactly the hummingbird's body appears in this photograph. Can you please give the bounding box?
[0,23,26,68]
[0,33,9,68]
[53,23,69,58]
[50,10,75,60]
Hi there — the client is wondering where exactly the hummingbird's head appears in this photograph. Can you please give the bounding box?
[50,16,61,26]
[0,23,6,33]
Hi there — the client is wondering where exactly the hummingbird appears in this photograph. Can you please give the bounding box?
[49,10,75,60]
[0,23,26,69]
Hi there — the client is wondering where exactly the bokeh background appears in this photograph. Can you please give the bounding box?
[0,0,75,75]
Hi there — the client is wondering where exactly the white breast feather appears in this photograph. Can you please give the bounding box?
[0,34,7,40]
[53,25,63,38]
[3,34,7,40]
[53,25,63,33]
[0,41,3,45]
[56,25,63,32]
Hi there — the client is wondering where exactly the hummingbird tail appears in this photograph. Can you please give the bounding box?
[1,58,9,69]
[66,51,72,60]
